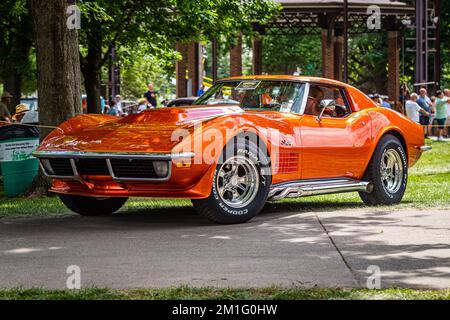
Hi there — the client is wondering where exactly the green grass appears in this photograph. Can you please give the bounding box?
[0,287,449,300]
[0,139,448,219]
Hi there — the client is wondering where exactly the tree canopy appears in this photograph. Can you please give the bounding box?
[78,0,281,112]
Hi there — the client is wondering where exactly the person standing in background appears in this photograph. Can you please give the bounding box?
[434,90,450,141]
[11,104,30,123]
[197,85,205,97]
[137,98,149,113]
[0,91,12,122]
[381,96,392,109]
[444,89,450,138]
[107,100,120,117]
[406,93,429,123]
[144,83,158,108]
[417,88,432,138]
[100,96,106,114]
[114,95,124,114]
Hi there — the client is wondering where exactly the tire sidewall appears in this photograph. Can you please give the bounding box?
[209,140,271,222]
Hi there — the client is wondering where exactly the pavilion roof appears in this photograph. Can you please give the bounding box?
[276,0,410,7]
[261,0,415,35]
[274,0,414,14]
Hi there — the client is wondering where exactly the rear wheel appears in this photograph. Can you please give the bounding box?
[359,134,408,205]
[192,138,271,224]
[59,195,128,216]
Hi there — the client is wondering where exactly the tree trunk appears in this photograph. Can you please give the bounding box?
[81,40,103,114]
[28,0,82,195]
[82,66,102,114]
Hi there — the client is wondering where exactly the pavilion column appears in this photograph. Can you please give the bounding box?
[334,30,344,81]
[321,28,335,79]
[230,36,243,76]
[212,38,219,82]
[187,42,201,96]
[387,31,400,111]
[176,42,188,98]
[252,36,263,75]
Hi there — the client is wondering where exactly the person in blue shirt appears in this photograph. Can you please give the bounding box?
[100,96,106,114]
[107,100,120,116]
[381,96,392,109]
[197,85,205,97]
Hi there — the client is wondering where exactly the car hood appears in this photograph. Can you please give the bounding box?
[38,106,243,154]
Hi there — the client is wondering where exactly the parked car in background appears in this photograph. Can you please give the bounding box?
[167,97,197,107]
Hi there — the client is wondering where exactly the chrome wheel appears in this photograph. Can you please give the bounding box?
[216,155,260,208]
[380,149,404,194]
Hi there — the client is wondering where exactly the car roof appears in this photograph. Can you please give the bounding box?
[220,75,349,87]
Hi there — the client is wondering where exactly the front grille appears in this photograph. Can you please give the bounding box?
[41,156,168,180]
[110,159,159,179]
[48,159,73,176]
[75,158,109,176]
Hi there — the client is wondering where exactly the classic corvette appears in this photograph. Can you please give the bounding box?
[34,75,430,224]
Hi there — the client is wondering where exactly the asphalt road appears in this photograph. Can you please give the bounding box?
[0,203,449,289]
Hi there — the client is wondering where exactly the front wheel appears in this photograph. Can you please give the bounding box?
[192,138,271,224]
[359,134,408,205]
[59,195,128,216]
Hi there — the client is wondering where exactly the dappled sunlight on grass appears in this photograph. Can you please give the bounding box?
[0,286,449,300]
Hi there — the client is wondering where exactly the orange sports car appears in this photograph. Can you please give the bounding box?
[34,76,430,224]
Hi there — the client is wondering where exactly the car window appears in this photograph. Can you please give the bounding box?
[193,80,307,114]
[304,84,351,118]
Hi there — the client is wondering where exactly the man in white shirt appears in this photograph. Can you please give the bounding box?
[115,95,123,113]
[406,93,429,123]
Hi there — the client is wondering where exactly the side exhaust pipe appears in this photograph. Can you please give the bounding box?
[268,179,373,201]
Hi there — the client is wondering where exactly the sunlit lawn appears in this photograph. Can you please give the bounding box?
[1,287,449,300]
[0,139,448,219]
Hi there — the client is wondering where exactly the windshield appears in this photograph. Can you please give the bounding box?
[193,80,306,113]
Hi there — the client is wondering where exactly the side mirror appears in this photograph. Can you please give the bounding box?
[316,99,336,122]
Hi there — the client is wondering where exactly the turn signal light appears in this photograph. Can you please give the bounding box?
[175,162,192,168]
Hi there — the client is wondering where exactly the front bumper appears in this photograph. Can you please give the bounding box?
[418,146,432,152]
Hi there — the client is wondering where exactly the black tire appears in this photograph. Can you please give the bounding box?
[59,195,128,216]
[359,134,408,206]
[192,136,271,224]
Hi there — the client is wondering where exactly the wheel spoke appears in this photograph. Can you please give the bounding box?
[237,183,246,192]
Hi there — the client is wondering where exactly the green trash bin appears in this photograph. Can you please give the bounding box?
[0,137,40,197]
